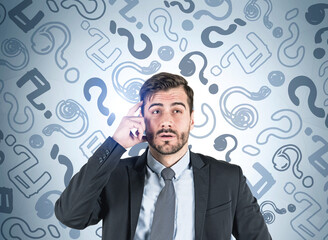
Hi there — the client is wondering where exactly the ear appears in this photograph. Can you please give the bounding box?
[190,110,195,130]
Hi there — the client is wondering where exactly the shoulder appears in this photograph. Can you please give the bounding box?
[192,152,242,177]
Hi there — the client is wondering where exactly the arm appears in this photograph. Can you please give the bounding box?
[232,167,272,240]
[54,137,126,229]
[55,101,146,229]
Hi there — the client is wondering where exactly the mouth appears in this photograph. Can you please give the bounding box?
[157,129,177,140]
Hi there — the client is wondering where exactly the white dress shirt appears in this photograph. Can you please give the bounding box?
[133,150,195,240]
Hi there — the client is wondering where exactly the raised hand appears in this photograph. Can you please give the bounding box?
[112,101,147,149]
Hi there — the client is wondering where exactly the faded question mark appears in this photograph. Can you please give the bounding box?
[31,22,79,83]
[288,75,328,128]
[148,8,178,42]
[1,217,46,239]
[84,77,115,126]
[109,20,153,59]
[213,134,237,162]
[179,51,218,94]
[164,0,195,13]
[148,7,188,51]
[190,103,216,139]
[272,144,313,188]
[0,38,29,70]
[193,0,232,21]
[243,109,303,156]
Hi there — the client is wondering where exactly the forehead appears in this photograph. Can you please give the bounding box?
[146,87,188,104]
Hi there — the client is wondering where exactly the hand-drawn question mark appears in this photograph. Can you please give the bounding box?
[260,200,286,224]
[164,0,195,13]
[42,99,89,138]
[243,109,302,156]
[277,21,305,67]
[219,86,271,130]
[288,75,328,128]
[47,0,106,20]
[109,20,153,59]
[272,144,314,188]
[31,22,79,83]
[179,51,218,94]
[3,92,34,133]
[148,8,188,51]
[0,38,29,70]
[193,0,232,21]
[244,0,273,29]
[201,18,246,48]
[190,103,216,139]
[1,217,46,239]
[83,77,116,126]
[213,134,237,162]
[111,60,161,103]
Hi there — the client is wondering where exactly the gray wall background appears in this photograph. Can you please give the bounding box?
[0,0,327,239]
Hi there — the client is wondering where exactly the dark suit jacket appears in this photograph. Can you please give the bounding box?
[55,137,271,240]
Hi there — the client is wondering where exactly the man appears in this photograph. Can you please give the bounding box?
[55,72,272,239]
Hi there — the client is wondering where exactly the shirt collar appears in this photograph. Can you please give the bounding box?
[147,149,191,180]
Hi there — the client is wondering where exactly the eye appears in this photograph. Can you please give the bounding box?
[173,109,182,114]
[152,110,160,114]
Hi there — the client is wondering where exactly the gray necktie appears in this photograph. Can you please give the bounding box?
[150,167,176,240]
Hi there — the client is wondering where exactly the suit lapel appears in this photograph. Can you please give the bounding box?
[128,149,147,240]
[191,152,209,240]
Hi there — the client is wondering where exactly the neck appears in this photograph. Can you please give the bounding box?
[149,144,189,167]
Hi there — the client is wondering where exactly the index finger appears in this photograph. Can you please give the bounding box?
[127,101,143,116]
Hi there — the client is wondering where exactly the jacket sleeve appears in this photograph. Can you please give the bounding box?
[232,167,272,240]
[54,136,126,229]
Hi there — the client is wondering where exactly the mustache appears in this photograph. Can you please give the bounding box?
[156,129,177,135]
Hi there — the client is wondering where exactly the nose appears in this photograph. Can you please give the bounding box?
[160,113,173,128]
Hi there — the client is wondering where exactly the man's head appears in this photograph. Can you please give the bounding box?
[139,72,194,116]
[139,72,194,158]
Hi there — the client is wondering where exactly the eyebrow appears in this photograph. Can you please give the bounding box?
[148,102,186,110]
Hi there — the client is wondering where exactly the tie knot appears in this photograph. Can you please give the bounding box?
[161,167,175,180]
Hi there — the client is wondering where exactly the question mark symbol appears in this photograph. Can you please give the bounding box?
[0,38,29,70]
[179,51,218,94]
[213,134,237,162]
[148,8,178,42]
[84,77,116,126]
[313,27,328,59]
[164,0,195,13]
[109,21,153,59]
[31,22,79,83]
[1,217,46,239]
[288,75,328,128]
[272,144,313,188]
[243,109,303,156]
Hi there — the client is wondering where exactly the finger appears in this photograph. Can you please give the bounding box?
[127,101,143,116]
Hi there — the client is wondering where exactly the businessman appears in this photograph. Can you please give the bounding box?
[55,72,272,239]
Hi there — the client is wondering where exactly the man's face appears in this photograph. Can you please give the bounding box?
[143,86,194,156]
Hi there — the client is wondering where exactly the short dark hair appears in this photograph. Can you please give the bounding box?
[139,72,194,115]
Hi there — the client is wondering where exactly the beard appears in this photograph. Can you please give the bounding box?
[146,128,189,155]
